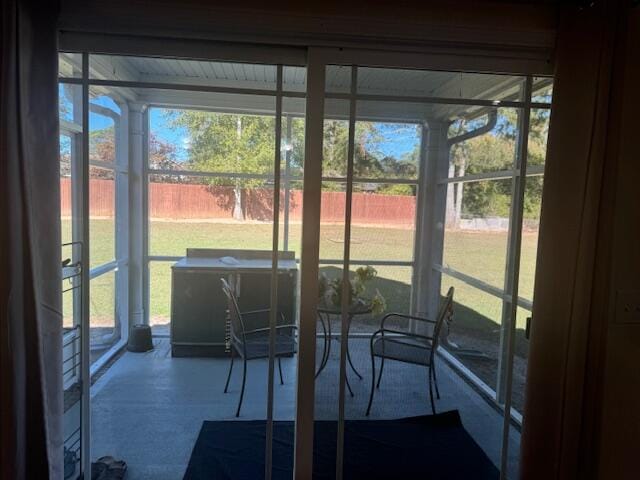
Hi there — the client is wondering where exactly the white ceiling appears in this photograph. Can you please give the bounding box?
[61,53,549,123]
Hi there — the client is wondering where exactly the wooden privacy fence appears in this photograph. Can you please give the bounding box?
[60,178,417,226]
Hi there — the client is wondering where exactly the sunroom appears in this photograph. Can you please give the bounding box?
[59,46,552,479]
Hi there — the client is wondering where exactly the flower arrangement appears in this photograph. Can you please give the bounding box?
[318,266,387,315]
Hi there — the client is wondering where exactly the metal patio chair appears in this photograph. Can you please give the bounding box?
[366,286,454,416]
[221,278,297,417]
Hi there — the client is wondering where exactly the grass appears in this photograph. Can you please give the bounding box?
[63,218,538,330]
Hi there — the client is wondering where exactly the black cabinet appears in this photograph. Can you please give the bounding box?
[170,250,297,357]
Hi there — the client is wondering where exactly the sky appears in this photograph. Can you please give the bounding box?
[61,86,421,163]
[148,107,420,162]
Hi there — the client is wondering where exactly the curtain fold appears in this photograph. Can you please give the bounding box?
[520,2,621,479]
[1,0,62,478]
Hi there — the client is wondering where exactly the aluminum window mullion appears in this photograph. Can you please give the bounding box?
[323,91,551,110]
[147,170,421,185]
[147,169,276,180]
[434,264,533,311]
[146,102,305,117]
[322,176,418,185]
[410,122,428,319]
[435,263,505,298]
[61,119,83,134]
[499,77,533,479]
[58,77,553,111]
[264,64,283,480]
[142,109,151,326]
[147,171,421,186]
[59,77,83,85]
[336,65,358,480]
[525,165,544,176]
[437,165,545,186]
[74,77,307,98]
[89,159,119,169]
[89,261,119,279]
[79,51,92,480]
[283,115,292,251]
[320,259,414,267]
[437,169,519,185]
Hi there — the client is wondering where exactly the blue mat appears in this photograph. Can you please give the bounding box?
[184,410,499,479]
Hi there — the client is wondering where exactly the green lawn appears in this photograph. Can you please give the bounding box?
[63,218,539,335]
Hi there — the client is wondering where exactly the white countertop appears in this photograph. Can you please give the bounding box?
[172,256,298,271]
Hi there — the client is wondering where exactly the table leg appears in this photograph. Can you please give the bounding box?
[346,314,363,380]
[315,312,331,378]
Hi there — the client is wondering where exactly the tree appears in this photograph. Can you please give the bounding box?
[89,127,115,180]
[89,125,179,182]
[447,108,550,224]
[148,133,186,183]
[170,111,275,219]
[321,120,418,181]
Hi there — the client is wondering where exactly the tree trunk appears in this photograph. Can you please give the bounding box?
[445,162,456,227]
[454,158,466,228]
[233,117,244,220]
[233,183,243,220]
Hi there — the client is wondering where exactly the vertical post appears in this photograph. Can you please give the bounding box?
[265,65,283,480]
[415,120,450,322]
[283,115,292,251]
[70,84,83,326]
[411,122,429,318]
[115,102,129,344]
[80,51,91,480]
[128,103,146,327]
[336,66,357,480]
[499,77,532,478]
[142,109,150,326]
[293,50,325,480]
[497,80,531,405]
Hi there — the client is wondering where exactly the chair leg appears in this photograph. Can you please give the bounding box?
[346,342,363,380]
[278,357,284,385]
[376,357,385,389]
[236,357,247,417]
[346,373,354,397]
[428,366,436,415]
[315,313,328,379]
[224,348,235,393]
[366,356,376,416]
[432,362,440,400]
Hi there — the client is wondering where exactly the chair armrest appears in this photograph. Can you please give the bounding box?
[370,327,434,343]
[380,312,435,330]
[244,324,298,336]
[241,308,271,316]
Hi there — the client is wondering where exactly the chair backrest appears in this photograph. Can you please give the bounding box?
[431,286,454,351]
[221,278,245,343]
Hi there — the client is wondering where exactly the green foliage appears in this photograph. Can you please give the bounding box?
[321,120,420,179]
[377,183,415,196]
[318,266,386,314]
[449,109,549,220]
[169,111,276,188]
[167,107,549,220]
[462,181,512,218]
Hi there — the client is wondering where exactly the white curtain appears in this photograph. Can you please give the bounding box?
[0,0,62,478]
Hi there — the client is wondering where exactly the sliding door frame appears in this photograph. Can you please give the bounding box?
[294,46,552,480]
[59,33,553,480]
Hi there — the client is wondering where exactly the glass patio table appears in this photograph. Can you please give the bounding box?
[315,302,372,397]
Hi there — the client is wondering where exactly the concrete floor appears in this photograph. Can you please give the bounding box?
[90,337,521,479]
